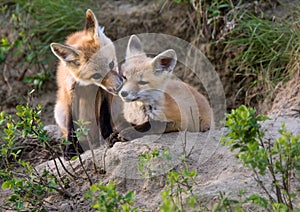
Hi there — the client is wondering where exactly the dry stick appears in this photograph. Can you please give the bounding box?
[260,137,283,204]
[43,140,78,180]
[170,189,179,211]
[77,153,93,185]
[17,67,28,81]
[72,126,93,185]
[183,130,187,158]
[11,170,72,198]
[39,141,63,180]
[177,183,184,211]
[253,169,276,203]
[30,120,78,180]
[33,164,71,198]
[285,142,293,209]
[72,135,92,184]
[185,130,195,159]
[265,138,284,204]
[52,154,62,179]
[67,159,77,175]
[85,134,98,173]
[280,153,292,209]
[3,63,12,93]
[102,146,109,174]
[45,163,70,196]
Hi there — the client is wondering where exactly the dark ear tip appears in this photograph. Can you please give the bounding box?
[50,43,58,50]
[86,9,93,16]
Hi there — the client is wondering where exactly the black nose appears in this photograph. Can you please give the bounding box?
[120,91,128,97]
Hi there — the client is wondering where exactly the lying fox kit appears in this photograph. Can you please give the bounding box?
[50,9,122,158]
[119,35,211,134]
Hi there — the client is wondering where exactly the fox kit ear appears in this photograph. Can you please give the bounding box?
[85,9,99,39]
[151,49,177,72]
[98,27,113,46]
[126,35,145,59]
[50,43,81,66]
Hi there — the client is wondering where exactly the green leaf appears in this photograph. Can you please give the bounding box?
[2,180,12,189]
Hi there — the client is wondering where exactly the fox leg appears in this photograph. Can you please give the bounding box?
[54,102,83,159]
[65,109,84,159]
[106,120,170,147]
[98,91,114,139]
[54,102,67,136]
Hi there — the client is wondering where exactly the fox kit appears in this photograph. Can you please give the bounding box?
[117,35,211,140]
[50,9,122,158]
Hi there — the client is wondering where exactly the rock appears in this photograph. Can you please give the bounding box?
[36,115,300,210]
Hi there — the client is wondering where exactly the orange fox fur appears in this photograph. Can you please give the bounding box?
[50,9,122,158]
[118,35,211,137]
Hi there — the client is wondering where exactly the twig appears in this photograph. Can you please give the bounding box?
[102,146,109,174]
[3,63,12,94]
[77,153,93,185]
[86,134,98,173]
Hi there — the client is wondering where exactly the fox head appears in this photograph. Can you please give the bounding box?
[50,9,122,94]
[119,35,177,103]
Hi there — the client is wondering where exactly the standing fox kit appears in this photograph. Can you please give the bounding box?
[50,9,122,158]
[118,35,211,136]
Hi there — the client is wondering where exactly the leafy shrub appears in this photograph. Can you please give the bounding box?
[84,181,137,212]
[0,104,65,211]
[222,105,300,210]
[138,147,172,179]
[160,169,199,211]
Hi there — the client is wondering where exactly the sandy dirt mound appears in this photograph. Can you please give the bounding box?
[34,115,300,211]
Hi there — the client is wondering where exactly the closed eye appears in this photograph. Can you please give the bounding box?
[137,80,149,85]
[92,73,102,80]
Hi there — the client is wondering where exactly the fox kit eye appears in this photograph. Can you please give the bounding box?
[92,73,102,80]
[137,80,149,85]
[109,61,114,70]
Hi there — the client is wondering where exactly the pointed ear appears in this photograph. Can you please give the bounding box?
[85,9,99,39]
[126,35,145,59]
[151,49,177,72]
[50,43,81,66]
[98,26,113,46]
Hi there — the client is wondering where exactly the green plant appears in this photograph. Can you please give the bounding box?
[1,0,90,89]
[0,35,12,64]
[1,163,58,211]
[212,191,242,212]
[0,104,71,211]
[84,181,137,212]
[0,104,46,168]
[160,168,199,211]
[223,14,300,105]
[222,105,300,210]
[74,120,91,143]
[138,147,172,179]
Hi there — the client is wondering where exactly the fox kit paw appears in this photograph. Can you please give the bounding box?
[105,131,128,148]
[200,123,210,132]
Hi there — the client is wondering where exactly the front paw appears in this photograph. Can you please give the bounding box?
[118,127,143,141]
[105,131,128,148]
